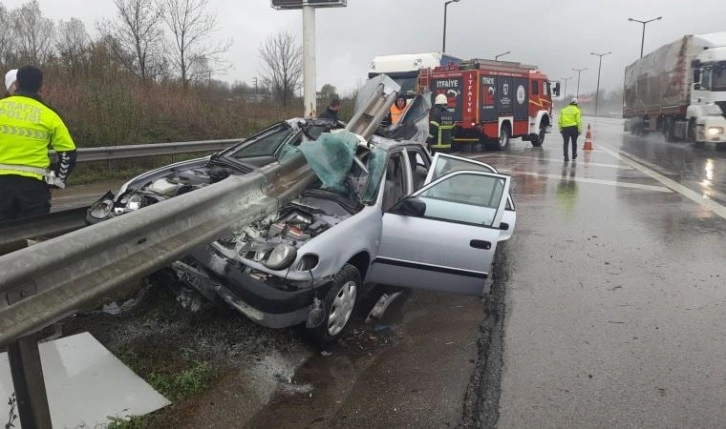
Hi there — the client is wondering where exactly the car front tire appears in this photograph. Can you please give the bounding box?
[309,264,361,345]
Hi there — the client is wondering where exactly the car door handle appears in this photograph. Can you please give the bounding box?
[470,240,491,250]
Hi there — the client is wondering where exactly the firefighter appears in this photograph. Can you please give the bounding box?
[558,97,582,162]
[428,94,454,152]
[0,65,77,221]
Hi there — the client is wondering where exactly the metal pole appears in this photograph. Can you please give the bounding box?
[442,2,449,52]
[572,68,587,99]
[591,51,611,117]
[640,23,646,58]
[8,336,53,429]
[302,5,316,118]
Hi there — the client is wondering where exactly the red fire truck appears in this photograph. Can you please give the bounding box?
[420,59,560,151]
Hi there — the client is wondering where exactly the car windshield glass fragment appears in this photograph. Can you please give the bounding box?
[417,173,505,227]
[231,124,293,159]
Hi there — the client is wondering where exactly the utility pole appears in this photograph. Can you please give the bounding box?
[561,76,572,99]
[442,0,461,53]
[628,16,662,58]
[591,51,612,116]
[572,67,587,99]
[495,50,511,61]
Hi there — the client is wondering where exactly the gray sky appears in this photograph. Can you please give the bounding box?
[5,0,726,95]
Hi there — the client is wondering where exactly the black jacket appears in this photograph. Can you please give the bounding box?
[319,107,339,122]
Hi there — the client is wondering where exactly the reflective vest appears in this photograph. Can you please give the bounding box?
[390,104,407,124]
[558,104,582,133]
[0,94,76,181]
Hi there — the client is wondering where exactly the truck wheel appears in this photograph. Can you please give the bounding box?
[688,119,703,147]
[664,118,675,142]
[487,124,511,150]
[531,125,546,147]
[309,264,360,346]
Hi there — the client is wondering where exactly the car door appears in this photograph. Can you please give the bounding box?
[425,153,516,241]
[367,170,511,296]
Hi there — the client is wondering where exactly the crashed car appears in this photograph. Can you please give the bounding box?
[86,118,343,223]
[172,140,517,343]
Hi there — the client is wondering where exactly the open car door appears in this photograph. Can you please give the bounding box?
[367,170,511,296]
[426,153,516,241]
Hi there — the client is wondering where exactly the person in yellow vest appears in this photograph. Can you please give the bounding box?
[558,97,583,162]
[389,95,408,125]
[0,65,77,221]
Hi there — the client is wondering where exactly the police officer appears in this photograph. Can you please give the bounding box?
[558,97,583,162]
[428,94,454,152]
[0,65,77,221]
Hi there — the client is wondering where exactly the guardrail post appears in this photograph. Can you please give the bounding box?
[2,241,53,429]
[7,335,53,429]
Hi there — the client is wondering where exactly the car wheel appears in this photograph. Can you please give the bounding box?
[309,264,360,345]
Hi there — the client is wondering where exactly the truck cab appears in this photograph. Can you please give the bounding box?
[689,46,726,144]
[369,53,462,97]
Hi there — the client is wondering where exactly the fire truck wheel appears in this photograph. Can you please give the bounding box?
[488,124,511,151]
[531,125,546,147]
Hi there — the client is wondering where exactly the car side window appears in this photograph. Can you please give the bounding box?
[416,173,506,227]
[406,148,430,190]
[232,125,294,159]
[382,152,408,212]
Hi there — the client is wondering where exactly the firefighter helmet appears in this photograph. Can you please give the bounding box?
[434,94,448,105]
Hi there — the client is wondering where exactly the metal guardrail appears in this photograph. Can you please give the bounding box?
[0,155,314,345]
[0,207,89,254]
[50,138,244,163]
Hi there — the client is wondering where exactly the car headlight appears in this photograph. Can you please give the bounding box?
[88,199,114,219]
[263,244,297,270]
[126,194,143,211]
[707,127,724,136]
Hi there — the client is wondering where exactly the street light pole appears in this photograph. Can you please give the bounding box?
[561,77,572,99]
[495,50,511,61]
[591,51,612,117]
[627,16,662,58]
[442,0,460,53]
[572,67,587,99]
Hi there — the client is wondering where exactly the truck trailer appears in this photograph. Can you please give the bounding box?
[369,52,462,97]
[624,33,726,147]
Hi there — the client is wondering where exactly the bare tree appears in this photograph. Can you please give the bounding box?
[259,32,302,107]
[159,0,231,89]
[56,18,91,71]
[98,0,165,81]
[0,4,15,67]
[11,0,55,64]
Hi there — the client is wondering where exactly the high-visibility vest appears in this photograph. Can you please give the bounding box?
[0,95,76,181]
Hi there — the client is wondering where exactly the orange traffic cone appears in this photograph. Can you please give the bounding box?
[583,124,593,151]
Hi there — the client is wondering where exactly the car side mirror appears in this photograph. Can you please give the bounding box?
[553,82,561,97]
[391,198,426,217]
[500,222,510,231]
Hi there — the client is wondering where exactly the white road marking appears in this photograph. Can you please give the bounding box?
[513,171,672,193]
[597,145,726,219]
[471,153,629,170]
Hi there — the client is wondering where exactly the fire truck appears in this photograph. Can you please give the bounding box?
[420,59,560,150]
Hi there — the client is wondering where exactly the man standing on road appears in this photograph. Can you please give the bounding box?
[428,94,454,152]
[0,65,77,221]
[558,98,582,162]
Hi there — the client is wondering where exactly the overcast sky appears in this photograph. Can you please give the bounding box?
[4,0,726,95]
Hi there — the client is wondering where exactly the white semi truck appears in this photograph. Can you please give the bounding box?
[623,33,726,147]
[368,52,462,97]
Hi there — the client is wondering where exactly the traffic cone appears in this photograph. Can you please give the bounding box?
[583,124,593,151]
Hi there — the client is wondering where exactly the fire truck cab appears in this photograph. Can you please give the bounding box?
[421,59,560,151]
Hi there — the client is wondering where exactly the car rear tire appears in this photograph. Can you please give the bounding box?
[309,264,360,345]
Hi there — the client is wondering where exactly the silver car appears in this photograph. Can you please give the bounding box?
[171,128,517,344]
